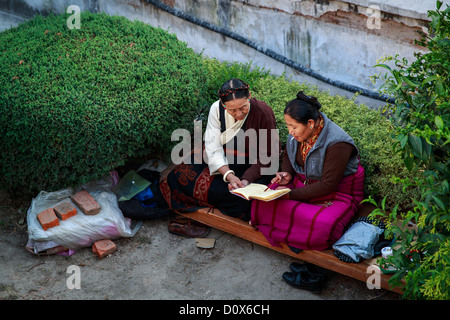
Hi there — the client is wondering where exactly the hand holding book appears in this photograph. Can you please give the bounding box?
[230,183,291,201]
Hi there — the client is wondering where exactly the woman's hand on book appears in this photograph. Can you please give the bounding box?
[227,175,249,190]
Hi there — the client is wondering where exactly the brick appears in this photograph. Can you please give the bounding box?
[92,239,117,258]
[37,208,60,231]
[70,190,101,215]
[54,201,77,220]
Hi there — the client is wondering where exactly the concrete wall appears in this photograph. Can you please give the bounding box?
[164,0,432,89]
[0,0,442,108]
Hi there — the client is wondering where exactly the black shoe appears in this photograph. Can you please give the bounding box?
[290,262,327,281]
[282,271,325,293]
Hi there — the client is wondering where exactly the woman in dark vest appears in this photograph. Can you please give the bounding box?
[251,91,365,251]
[159,79,280,235]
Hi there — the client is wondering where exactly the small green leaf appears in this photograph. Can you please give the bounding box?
[434,116,444,130]
[408,134,423,159]
[421,75,439,86]
[403,76,419,87]
[399,134,408,148]
[432,195,446,211]
[404,154,415,171]
[373,63,392,72]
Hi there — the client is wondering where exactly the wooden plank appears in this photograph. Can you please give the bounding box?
[176,204,403,294]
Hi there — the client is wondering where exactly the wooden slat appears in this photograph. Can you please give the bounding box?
[176,204,403,294]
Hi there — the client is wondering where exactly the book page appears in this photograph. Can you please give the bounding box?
[230,183,267,200]
[231,183,290,201]
[250,188,290,201]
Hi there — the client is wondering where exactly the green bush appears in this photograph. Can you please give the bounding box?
[202,58,271,103]
[369,1,449,300]
[0,12,207,194]
[202,59,420,210]
[0,10,421,215]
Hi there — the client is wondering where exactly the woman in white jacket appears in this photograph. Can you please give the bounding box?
[159,78,280,224]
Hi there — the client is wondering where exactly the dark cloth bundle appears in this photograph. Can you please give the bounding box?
[118,169,172,220]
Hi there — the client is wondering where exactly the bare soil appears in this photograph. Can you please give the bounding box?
[0,188,400,302]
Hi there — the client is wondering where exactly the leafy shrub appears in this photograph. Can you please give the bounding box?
[202,59,420,210]
[0,12,207,194]
[202,58,271,103]
[369,1,449,300]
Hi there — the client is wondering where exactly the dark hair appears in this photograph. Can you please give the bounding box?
[284,91,322,125]
[217,78,250,103]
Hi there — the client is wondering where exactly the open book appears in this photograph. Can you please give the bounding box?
[230,183,291,201]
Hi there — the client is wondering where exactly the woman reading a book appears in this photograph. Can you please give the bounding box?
[159,79,279,224]
[251,91,365,251]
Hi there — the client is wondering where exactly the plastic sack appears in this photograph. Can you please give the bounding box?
[27,181,140,251]
[332,220,384,263]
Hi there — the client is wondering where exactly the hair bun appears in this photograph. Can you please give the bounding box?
[296,91,308,100]
[296,91,322,110]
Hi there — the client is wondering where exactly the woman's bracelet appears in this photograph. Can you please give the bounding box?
[223,170,235,183]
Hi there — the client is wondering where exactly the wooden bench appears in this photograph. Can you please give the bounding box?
[176,203,403,294]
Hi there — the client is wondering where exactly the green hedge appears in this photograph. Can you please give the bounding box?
[202,59,421,210]
[0,12,207,193]
[1,12,420,210]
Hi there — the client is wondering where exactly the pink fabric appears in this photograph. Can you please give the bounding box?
[250,165,365,250]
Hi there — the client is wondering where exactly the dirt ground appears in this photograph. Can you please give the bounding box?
[0,185,401,304]
[0,11,403,312]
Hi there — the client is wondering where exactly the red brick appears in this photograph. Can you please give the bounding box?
[92,239,117,258]
[54,201,77,220]
[70,190,101,215]
[37,208,59,231]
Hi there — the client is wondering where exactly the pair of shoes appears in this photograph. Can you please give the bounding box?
[282,262,327,293]
[168,217,209,238]
[282,271,325,293]
[290,262,327,281]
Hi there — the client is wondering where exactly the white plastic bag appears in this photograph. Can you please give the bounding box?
[27,180,140,251]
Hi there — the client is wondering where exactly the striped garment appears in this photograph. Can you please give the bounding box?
[250,164,365,251]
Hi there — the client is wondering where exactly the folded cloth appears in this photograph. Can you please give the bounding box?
[332,217,385,263]
[119,199,172,220]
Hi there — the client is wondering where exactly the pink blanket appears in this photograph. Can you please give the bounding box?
[250,165,365,250]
